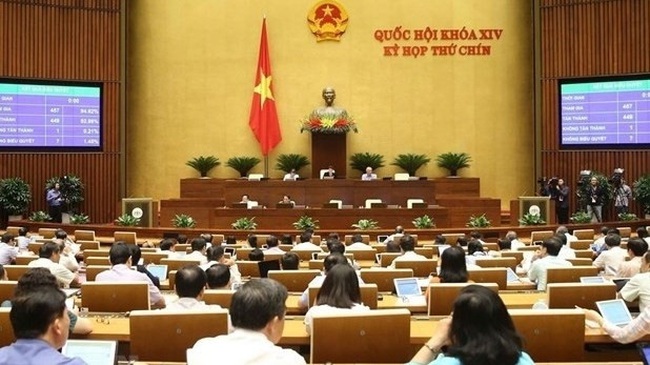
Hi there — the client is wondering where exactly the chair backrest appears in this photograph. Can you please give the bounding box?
[530,230,554,243]
[573,249,594,258]
[290,249,320,262]
[235,247,254,259]
[168,270,177,290]
[315,252,354,261]
[85,256,110,266]
[263,253,284,262]
[428,283,499,315]
[406,198,425,209]
[500,251,524,264]
[379,253,402,267]
[547,283,617,310]
[74,230,96,241]
[413,246,433,258]
[85,265,112,281]
[4,265,30,281]
[83,249,110,263]
[81,282,150,312]
[141,252,168,265]
[546,266,599,284]
[359,269,413,292]
[510,309,584,362]
[364,199,382,209]
[441,233,465,243]
[518,245,540,252]
[475,257,517,270]
[130,309,229,362]
[0,281,17,304]
[267,270,320,292]
[27,242,43,255]
[617,226,632,238]
[308,260,324,270]
[572,229,594,240]
[202,289,235,308]
[310,308,411,364]
[468,268,507,290]
[394,259,437,277]
[394,173,410,181]
[343,234,370,244]
[0,308,13,347]
[566,258,593,266]
[38,228,57,239]
[308,283,379,309]
[237,261,261,278]
[347,249,377,261]
[160,258,201,272]
[114,231,137,244]
[5,226,20,236]
[247,173,264,181]
[77,240,100,251]
[14,255,38,265]
[570,240,592,250]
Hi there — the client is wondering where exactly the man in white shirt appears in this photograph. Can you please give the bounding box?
[0,233,18,265]
[183,238,208,264]
[28,242,80,288]
[347,234,373,250]
[53,230,81,260]
[264,235,287,255]
[361,166,377,181]
[188,279,306,365]
[637,227,650,246]
[528,237,573,290]
[158,238,184,259]
[200,246,241,284]
[388,235,427,269]
[556,226,578,245]
[383,226,404,244]
[166,265,221,311]
[505,231,526,250]
[51,239,79,273]
[15,227,31,253]
[593,233,627,276]
[283,169,299,181]
[292,232,322,251]
[555,234,576,260]
[617,238,647,278]
[591,226,611,255]
[620,254,650,312]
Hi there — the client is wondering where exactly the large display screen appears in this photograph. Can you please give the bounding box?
[559,75,650,149]
[0,79,102,150]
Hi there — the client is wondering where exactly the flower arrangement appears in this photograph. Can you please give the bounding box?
[300,111,358,134]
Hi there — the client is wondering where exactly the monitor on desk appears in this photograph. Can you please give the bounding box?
[62,340,117,365]
[322,203,339,209]
[258,260,281,278]
[230,203,248,209]
[147,264,168,282]
[275,203,294,209]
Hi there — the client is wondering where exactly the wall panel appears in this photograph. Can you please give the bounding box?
[538,0,650,218]
[0,0,121,224]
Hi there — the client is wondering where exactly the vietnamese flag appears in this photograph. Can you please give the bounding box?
[249,18,281,156]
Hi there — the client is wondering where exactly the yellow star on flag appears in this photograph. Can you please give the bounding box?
[254,69,274,107]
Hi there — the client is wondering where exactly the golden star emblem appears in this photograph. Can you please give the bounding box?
[254,70,274,107]
[322,5,333,16]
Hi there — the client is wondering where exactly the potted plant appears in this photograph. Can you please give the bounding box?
[618,212,638,221]
[226,156,262,178]
[231,217,257,230]
[46,175,84,215]
[518,213,546,226]
[634,174,650,217]
[435,152,472,177]
[186,155,220,178]
[29,211,51,222]
[172,214,197,228]
[0,177,32,220]
[293,215,320,230]
[115,214,140,227]
[276,154,310,174]
[569,211,592,224]
[70,213,90,224]
[351,219,380,230]
[391,153,431,176]
[412,215,435,229]
[466,213,491,228]
[349,153,385,174]
[299,111,358,134]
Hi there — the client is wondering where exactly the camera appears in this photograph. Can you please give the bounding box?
[609,168,624,188]
[577,170,591,187]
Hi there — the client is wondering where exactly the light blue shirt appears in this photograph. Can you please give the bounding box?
[407,351,534,365]
[0,339,88,365]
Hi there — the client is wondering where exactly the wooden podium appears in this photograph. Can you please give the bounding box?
[509,196,554,226]
[122,198,158,227]
[311,133,347,178]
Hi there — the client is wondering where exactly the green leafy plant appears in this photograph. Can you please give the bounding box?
[231,217,257,230]
[349,152,385,173]
[275,154,310,173]
[634,174,650,215]
[576,172,613,208]
[46,175,84,214]
[518,213,546,226]
[391,153,431,176]
[29,210,51,222]
[0,177,32,216]
[293,215,320,230]
[569,211,592,224]
[466,213,491,228]
[351,219,380,230]
[436,152,472,176]
[186,155,220,177]
[172,214,197,228]
[114,214,140,226]
[70,213,90,224]
[618,212,638,221]
[412,215,435,229]
[226,156,262,177]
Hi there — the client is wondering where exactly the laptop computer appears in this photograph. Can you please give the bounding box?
[147,264,168,282]
[224,247,236,258]
[62,340,118,365]
[393,277,427,306]
[580,276,607,284]
[506,267,521,283]
[377,235,389,243]
[596,299,633,327]
[258,260,281,278]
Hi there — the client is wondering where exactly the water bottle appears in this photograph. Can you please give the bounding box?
[532,299,548,310]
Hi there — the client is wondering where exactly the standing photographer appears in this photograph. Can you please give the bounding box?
[554,178,570,224]
[587,177,605,223]
[614,178,632,216]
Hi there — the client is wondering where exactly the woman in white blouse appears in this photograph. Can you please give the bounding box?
[584,306,650,344]
[303,263,369,333]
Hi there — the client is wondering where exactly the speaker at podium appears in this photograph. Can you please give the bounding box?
[122,198,158,227]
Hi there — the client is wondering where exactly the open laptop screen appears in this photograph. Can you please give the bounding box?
[147,265,168,282]
[596,299,633,327]
[580,276,607,284]
[258,260,281,278]
[394,278,422,297]
[62,340,117,365]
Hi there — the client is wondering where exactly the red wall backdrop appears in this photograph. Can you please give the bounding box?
[0,0,122,224]
[538,0,650,219]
